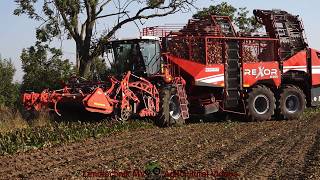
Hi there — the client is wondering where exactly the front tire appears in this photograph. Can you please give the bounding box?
[278,85,306,120]
[157,86,185,127]
[246,85,275,121]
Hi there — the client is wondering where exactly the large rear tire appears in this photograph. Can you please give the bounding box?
[246,85,275,121]
[278,85,306,120]
[157,86,185,127]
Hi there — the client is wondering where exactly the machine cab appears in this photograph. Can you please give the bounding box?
[104,36,162,77]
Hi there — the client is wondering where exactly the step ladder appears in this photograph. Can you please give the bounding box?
[224,41,241,108]
[176,84,189,119]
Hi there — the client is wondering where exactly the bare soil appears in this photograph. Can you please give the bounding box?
[1,115,320,179]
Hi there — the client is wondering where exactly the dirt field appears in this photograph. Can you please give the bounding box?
[1,114,320,179]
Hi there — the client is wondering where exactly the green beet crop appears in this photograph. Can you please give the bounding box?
[0,120,154,155]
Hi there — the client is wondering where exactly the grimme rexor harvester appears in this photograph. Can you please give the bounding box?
[23,9,320,125]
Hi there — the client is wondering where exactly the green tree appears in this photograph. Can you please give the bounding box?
[20,45,75,92]
[193,2,237,19]
[14,0,194,77]
[86,56,109,81]
[193,2,261,33]
[0,57,19,108]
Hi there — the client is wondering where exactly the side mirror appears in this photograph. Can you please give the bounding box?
[104,44,113,54]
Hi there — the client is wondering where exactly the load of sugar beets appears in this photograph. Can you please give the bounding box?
[23,9,320,126]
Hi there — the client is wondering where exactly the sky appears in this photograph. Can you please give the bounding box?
[0,0,319,82]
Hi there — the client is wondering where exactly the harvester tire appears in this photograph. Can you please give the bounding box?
[157,86,185,127]
[278,85,306,120]
[246,85,275,121]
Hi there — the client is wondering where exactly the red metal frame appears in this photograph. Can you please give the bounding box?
[141,25,183,37]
